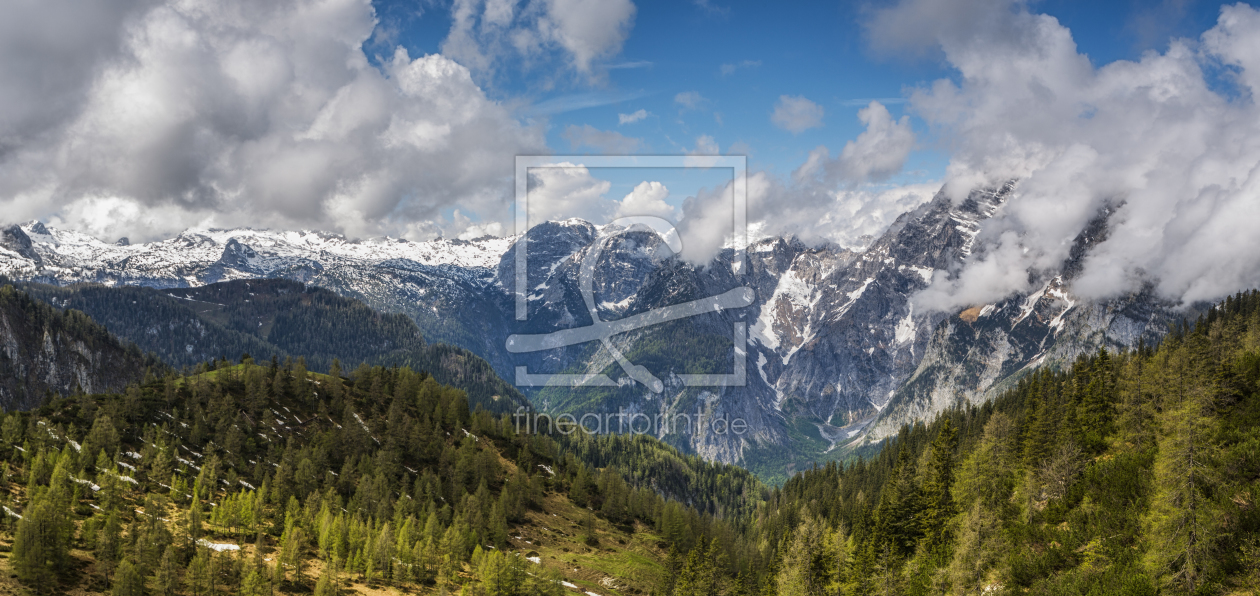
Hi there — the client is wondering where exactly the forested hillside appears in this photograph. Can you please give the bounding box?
[0,356,766,595]
[17,279,423,372]
[5,278,1260,595]
[15,279,526,413]
[0,284,161,410]
[732,290,1260,595]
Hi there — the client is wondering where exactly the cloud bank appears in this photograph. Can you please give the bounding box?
[873,0,1260,311]
[673,101,931,265]
[0,0,546,243]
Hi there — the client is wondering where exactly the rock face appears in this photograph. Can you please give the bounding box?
[0,183,1183,476]
[859,207,1178,445]
[0,284,150,410]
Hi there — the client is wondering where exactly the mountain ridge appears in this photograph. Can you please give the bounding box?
[0,184,1187,477]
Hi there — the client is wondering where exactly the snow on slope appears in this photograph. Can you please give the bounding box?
[0,222,516,287]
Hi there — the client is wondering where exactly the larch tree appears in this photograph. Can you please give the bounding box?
[1143,340,1225,593]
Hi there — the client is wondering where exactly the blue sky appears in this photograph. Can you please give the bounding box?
[368,0,1231,183]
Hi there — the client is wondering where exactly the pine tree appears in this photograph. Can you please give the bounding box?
[1143,343,1225,593]
[279,525,307,586]
[155,546,181,596]
[1022,373,1056,468]
[240,562,271,596]
[314,571,338,596]
[869,444,920,558]
[774,515,839,596]
[1078,349,1116,451]
[477,550,527,595]
[186,497,204,543]
[12,486,73,587]
[110,558,145,596]
[96,508,124,577]
[186,549,212,596]
[918,418,957,551]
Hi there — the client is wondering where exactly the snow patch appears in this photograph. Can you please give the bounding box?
[196,539,241,552]
[894,305,915,345]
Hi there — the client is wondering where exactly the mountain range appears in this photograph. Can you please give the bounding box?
[0,183,1186,480]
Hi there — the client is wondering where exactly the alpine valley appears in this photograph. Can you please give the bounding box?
[0,184,1183,481]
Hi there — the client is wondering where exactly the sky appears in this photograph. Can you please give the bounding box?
[2,0,1260,311]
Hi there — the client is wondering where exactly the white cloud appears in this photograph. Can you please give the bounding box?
[561,124,643,153]
[0,0,154,159]
[615,181,675,220]
[0,0,546,243]
[525,162,615,224]
[607,60,652,69]
[689,135,720,155]
[659,100,925,266]
[675,181,734,265]
[442,0,637,78]
[867,0,1260,311]
[719,59,761,76]
[618,108,649,124]
[671,153,939,266]
[545,0,638,74]
[675,91,705,109]
[693,0,729,16]
[793,101,916,184]
[771,95,824,133]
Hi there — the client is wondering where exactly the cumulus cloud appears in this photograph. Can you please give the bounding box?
[561,124,643,153]
[673,164,937,266]
[0,0,545,243]
[525,162,614,224]
[618,109,649,124]
[675,91,705,109]
[442,0,637,77]
[872,0,1260,311]
[676,169,938,265]
[793,101,915,185]
[525,163,674,224]
[674,182,735,265]
[615,181,676,219]
[664,101,927,266]
[771,95,825,133]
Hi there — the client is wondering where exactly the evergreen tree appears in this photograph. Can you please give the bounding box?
[96,508,124,577]
[1143,344,1225,593]
[314,571,338,596]
[186,549,212,596]
[154,546,181,596]
[774,517,839,596]
[110,558,145,596]
[186,497,204,543]
[240,563,271,596]
[917,418,957,551]
[12,486,73,588]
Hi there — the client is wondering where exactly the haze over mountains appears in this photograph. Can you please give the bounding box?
[0,181,1184,480]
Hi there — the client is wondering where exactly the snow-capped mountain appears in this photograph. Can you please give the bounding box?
[0,183,1181,476]
[0,222,513,285]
